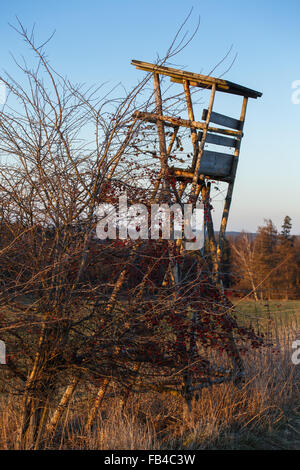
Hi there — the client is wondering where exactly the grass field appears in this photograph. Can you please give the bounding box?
[233,299,300,323]
[1,299,300,449]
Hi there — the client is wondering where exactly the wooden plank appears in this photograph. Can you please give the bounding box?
[207,125,242,137]
[202,109,242,130]
[198,131,238,148]
[170,77,254,98]
[171,76,229,93]
[173,148,234,179]
[131,60,262,99]
[199,150,233,177]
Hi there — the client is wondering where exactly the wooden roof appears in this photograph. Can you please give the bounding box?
[131,60,262,99]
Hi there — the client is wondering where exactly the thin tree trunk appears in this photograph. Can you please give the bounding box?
[46,376,80,438]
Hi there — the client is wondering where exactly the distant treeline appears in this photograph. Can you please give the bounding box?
[223,216,300,300]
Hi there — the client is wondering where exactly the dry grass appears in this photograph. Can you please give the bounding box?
[1,311,300,450]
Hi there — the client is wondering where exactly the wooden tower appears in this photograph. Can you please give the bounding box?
[84,62,263,423]
[131,59,262,287]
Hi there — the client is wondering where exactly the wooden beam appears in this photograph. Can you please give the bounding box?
[201,182,218,274]
[202,109,242,130]
[198,131,238,148]
[206,126,242,138]
[153,72,168,196]
[217,96,249,284]
[133,111,243,137]
[171,76,230,92]
[170,167,232,184]
[191,84,216,192]
[170,77,255,98]
[167,126,179,156]
[183,79,199,170]
[133,110,204,130]
[170,168,198,180]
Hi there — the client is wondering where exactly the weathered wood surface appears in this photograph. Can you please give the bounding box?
[170,167,232,183]
[199,150,233,177]
[198,131,238,148]
[170,168,199,181]
[133,111,243,137]
[183,79,199,171]
[170,77,256,98]
[152,72,168,190]
[131,60,262,99]
[170,148,233,180]
[133,110,205,130]
[202,109,242,130]
[218,97,249,268]
[191,84,216,192]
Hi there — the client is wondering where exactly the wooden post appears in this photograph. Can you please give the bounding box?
[130,59,261,408]
[201,182,218,273]
[183,80,199,170]
[153,72,169,200]
[217,96,248,284]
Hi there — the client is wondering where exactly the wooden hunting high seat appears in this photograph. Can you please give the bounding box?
[119,59,263,406]
[131,59,262,269]
[132,60,261,185]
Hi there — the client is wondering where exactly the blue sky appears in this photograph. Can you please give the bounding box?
[0,0,299,233]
